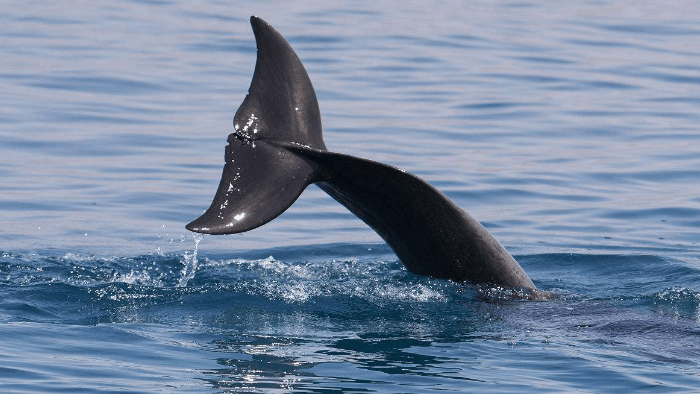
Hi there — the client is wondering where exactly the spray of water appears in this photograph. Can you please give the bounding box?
[178,233,203,287]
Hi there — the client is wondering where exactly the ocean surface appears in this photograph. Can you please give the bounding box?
[2,0,700,392]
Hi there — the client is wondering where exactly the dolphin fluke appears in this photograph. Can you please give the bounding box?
[234,16,326,150]
[185,140,318,234]
[186,16,324,234]
[187,17,536,289]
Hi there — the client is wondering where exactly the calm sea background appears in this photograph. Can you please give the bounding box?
[2,0,700,392]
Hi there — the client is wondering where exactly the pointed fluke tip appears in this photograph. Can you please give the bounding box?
[185,216,231,235]
[185,217,212,234]
[186,209,234,235]
[249,15,272,32]
[248,15,286,43]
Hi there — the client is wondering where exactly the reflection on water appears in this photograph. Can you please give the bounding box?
[1,0,700,392]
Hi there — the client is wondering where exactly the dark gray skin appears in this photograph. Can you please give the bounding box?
[186,16,535,289]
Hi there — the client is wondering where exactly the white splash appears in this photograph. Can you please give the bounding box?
[178,233,204,287]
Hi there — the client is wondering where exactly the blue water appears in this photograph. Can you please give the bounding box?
[2,0,700,392]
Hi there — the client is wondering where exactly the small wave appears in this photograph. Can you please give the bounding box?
[197,255,450,304]
[651,287,700,321]
[28,74,169,96]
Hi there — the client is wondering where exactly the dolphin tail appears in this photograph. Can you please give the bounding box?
[186,16,324,234]
[186,16,534,288]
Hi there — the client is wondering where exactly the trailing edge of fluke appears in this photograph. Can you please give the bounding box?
[186,16,536,290]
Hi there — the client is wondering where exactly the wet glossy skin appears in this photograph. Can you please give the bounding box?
[187,16,535,289]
